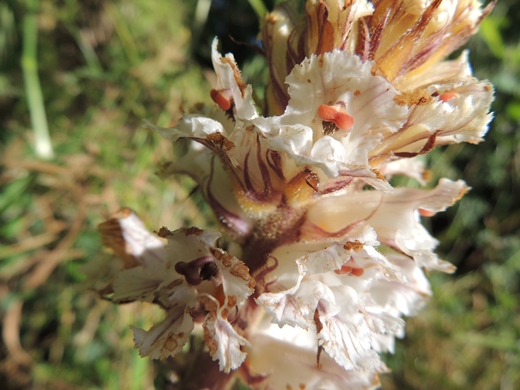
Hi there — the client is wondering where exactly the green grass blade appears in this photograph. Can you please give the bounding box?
[248,0,268,19]
[21,0,54,159]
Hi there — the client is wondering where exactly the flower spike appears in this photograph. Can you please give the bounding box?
[93,0,495,388]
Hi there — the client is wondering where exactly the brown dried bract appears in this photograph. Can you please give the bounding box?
[206,132,235,151]
[315,2,335,55]
[157,226,172,238]
[180,226,203,236]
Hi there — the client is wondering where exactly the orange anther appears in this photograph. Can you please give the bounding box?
[318,104,354,130]
[439,91,459,102]
[419,208,436,217]
[210,89,233,111]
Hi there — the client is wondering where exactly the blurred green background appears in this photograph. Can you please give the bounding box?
[0,0,518,389]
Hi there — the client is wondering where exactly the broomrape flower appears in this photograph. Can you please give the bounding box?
[93,0,494,388]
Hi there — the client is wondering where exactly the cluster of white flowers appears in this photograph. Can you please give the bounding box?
[94,0,494,388]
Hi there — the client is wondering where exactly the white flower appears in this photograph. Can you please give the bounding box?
[261,50,408,185]
[150,42,492,200]
[255,227,428,374]
[304,178,468,271]
[246,324,385,390]
[98,210,254,371]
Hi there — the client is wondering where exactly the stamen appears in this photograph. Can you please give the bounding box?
[210,89,234,111]
[334,264,353,275]
[318,104,354,131]
[322,120,339,136]
[350,267,364,277]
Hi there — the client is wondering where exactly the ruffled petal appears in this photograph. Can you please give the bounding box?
[200,295,251,373]
[210,247,255,306]
[131,303,194,359]
[317,285,384,371]
[297,227,386,275]
[257,277,336,329]
[370,255,431,318]
[246,327,385,390]
[305,178,467,272]
[158,228,254,371]
[146,115,230,150]
[111,265,180,303]
[373,78,494,158]
[256,227,411,373]
[276,50,408,179]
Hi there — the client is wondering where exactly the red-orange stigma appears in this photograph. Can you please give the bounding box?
[210,89,233,111]
[419,208,436,217]
[334,264,364,276]
[318,104,354,130]
[439,91,459,103]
